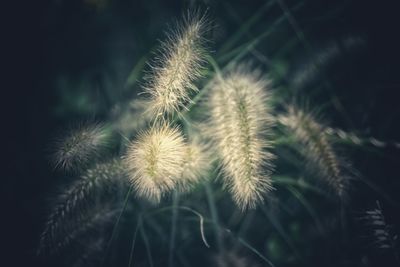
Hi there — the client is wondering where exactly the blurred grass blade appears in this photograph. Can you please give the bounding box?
[218,2,304,64]
[169,192,180,267]
[273,175,329,197]
[128,215,141,267]
[260,206,302,261]
[125,55,148,88]
[101,187,132,266]
[286,186,325,235]
[218,0,275,54]
[140,220,154,267]
[205,181,222,250]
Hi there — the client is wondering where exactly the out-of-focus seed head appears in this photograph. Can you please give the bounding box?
[279,105,349,198]
[52,122,111,172]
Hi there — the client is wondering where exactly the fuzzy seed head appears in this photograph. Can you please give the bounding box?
[143,13,208,118]
[52,123,110,171]
[279,105,348,197]
[39,159,126,254]
[207,67,275,210]
[124,124,187,203]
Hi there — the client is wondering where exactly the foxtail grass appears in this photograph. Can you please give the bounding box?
[52,122,111,172]
[142,12,209,119]
[39,159,127,254]
[279,105,349,198]
[124,123,187,203]
[206,65,275,210]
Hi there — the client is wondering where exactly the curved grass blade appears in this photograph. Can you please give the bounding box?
[218,0,275,54]
[286,186,325,236]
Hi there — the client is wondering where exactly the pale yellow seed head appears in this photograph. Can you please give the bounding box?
[207,66,275,210]
[143,13,208,118]
[279,105,348,198]
[124,124,187,203]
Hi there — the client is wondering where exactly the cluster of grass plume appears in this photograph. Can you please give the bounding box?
[39,5,396,267]
[124,123,188,203]
[278,105,349,198]
[206,66,275,210]
[51,122,111,172]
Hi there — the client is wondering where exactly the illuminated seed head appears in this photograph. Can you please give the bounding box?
[207,66,275,210]
[279,105,349,198]
[143,12,209,118]
[124,124,187,203]
[52,122,111,172]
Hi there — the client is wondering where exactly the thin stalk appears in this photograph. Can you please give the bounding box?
[128,215,141,267]
[218,1,304,64]
[205,181,223,251]
[260,205,303,262]
[218,0,275,54]
[139,220,154,267]
[101,186,132,266]
[168,191,180,267]
[146,205,210,248]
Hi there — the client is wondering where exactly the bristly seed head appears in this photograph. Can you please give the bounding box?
[143,11,209,119]
[52,122,111,172]
[207,65,275,210]
[124,123,187,203]
[38,159,127,255]
[279,105,349,198]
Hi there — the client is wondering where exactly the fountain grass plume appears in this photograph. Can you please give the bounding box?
[278,105,349,198]
[52,122,111,172]
[142,11,209,119]
[206,65,275,210]
[38,159,127,254]
[124,123,188,203]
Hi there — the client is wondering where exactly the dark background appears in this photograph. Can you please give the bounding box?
[4,0,400,266]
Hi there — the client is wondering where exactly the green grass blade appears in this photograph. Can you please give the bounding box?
[218,0,275,54]
[139,220,154,267]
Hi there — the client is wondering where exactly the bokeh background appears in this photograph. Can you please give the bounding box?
[4,0,400,266]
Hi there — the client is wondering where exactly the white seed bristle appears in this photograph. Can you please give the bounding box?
[124,123,187,203]
[207,66,275,210]
[143,13,208,118]
[279,105,348,197]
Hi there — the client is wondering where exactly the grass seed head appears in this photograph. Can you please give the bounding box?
[143,12,209,118]
[52,122,111,172]
[124,123,187,203]
[279,105,349,198]
[207,65,275,210]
